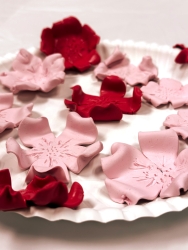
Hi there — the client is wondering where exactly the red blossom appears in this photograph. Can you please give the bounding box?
[40,16,101,72]
[0,169,84,211]
[173,44,188,64]
[64,76,142,121]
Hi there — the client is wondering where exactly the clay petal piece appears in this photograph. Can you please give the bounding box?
[173,44,188,64]
[0,49,65,94]
[0,169,84,210]
[141,78,188,108]
[94,47,158,86]
[40,16,101,72]
[64,76,142,121]
[101,130,188,205]
[164,109,188,139]
[0,93,33,133]
[6,112,103,183]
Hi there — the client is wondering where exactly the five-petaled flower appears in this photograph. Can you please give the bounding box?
[94,47,158,86]
[141,78,188,108]
[64,76,142,121]
[101,129,188,205]
[0,169,84,211]
[0,49,65,94]
[164,109,188,139]
[40,16,101,72]
[0,93,33,133]
[6,112,103,183]
[173,44,188,64]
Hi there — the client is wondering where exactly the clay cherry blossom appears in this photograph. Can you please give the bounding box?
[173,44,188,64]
[164,109,188,139]
[141,78,188,108]
[0,169,84,210]
[64,76,142,121]
[0,49,65,94]
[101,129,188,205]
[0,93,33,133]
[40,16,100,72]
[6,112,103,183]
[94,47,158,86]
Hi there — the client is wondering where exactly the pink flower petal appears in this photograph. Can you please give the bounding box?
[26,166,70,184]
[139,130,178,170]
[58,112,99,145]
[138,56,158,75]
[18,117,52,147]
[0,93,13,111]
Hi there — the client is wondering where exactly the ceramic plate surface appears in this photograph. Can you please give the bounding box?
[0,40,188,222]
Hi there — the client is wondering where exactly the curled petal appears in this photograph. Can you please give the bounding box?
[100,75,126,98]
[63,182,84,208]
[139,56,158,75]
[59,112,99,145]
[175,48,188,64]
[82,24,100,50]
[139,130,178,169]
[0,93,13,111]
[40,28,55,55]
[4,103,33,126]
[18,117,52,147]
[90,104,123,121]
[6,137,32,169]
[26,166,70,184]
[64,141,103,173]
[105,178,161,205]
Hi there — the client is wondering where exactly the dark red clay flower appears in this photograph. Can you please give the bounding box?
[40,16,101,72]
[173,44,188,64]
[0,169,84,211]
[64,76,142,121]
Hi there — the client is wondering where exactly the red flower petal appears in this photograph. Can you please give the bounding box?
[64,76,142,121]
[63,182,84,208]
[175,48,188,64]
[82,24,100,50]
[100,75,126,98]
[52,16,82,38]
[0,169,26,211]
[173,44,186,50]
[40,28,55,55]
[21,175,68,207]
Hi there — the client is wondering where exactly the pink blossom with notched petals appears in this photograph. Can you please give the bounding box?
[0,49,65,94]
[6,112,103,183]
[101,130,188,205]
[94,47,158,86]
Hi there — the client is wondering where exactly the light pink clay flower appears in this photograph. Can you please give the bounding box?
[6,112,103,183]
[94,47,158,86]
[0,49,65,94]
[101,129,188,205]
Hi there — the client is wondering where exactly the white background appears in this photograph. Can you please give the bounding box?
[1,0,188,249]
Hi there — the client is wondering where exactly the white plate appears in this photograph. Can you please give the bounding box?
[1,40,188,223]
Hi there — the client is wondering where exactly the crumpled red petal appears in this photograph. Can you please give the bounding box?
[64,75,142,121]
[0,169,84,210]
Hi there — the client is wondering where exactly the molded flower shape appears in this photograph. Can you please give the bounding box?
[0,93,33,133]
[164,109,188,139]
[141,78,188,108]
[6,112,103,183]
[173,44,188,64]
[94,47,158,86]
[64,76,142,121]
[40,16,101,72]
[0,169,84,210]
[101,130,188,205]
[0,49,65,94]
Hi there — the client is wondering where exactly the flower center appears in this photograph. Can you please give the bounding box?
[55,35,88,62]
